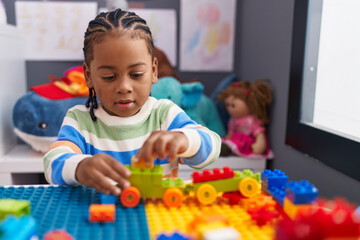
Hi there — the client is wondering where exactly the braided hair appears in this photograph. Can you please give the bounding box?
[83,9,154,120]
[217,79,272,125]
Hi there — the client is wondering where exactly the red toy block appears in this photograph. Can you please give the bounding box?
[43,229,74,240]
[192,167,234,183]
[89,204,116,222]
[222,191,244,205]
[275,198,360,239]
[247,207,280,226]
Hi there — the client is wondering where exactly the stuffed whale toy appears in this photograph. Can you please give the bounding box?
[12,66,88,153]
[13,92,86,152]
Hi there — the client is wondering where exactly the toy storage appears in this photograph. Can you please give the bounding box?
[0,24,44,185]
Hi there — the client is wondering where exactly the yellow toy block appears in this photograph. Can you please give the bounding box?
[283,197,313,219]
[131,155,154,169]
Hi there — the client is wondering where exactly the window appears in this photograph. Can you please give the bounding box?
[286,0,360,181]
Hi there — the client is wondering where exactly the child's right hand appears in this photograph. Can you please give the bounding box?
[75,154,131,196]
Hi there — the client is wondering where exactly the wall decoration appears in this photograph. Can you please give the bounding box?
[15,1,97,61]
[129,8,177,66]
[180,0,236,71]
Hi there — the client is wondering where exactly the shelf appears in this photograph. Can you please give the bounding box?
[0,144,44,173]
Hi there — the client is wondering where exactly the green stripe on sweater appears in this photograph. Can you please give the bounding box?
[66,103,173,141]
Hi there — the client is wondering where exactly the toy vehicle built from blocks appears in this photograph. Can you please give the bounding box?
[120,165,186,208]
[190,167,260,205]
[120,164,260,208]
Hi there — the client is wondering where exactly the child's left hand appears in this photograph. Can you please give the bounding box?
[134,130,189,165]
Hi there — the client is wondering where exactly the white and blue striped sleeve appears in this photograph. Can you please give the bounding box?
[164,103,221,169]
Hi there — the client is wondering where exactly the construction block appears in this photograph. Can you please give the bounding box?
[265,185,286,206]
[145,199,275,240]
[193,169,260,198]
[192,167,234,183]
[0,216,37,240]
[131,155,154,170]
[43,229,74,240]
[319,198,360,238]
[261,169,288,189]
[100,193,117,204]
[128,165,165,198]
[222,191,244,205]
[0,199,30,220]
[276,198,360,239]
[283,197,313,219]
[0,185,150,240]
[242,193,277,210]
[89,204,116,222]
[156,232,192,240]
[247,207,280,226]
[286,180,318,204]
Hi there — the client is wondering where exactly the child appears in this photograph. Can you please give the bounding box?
[43,9,221,196]
[218,79,273,159]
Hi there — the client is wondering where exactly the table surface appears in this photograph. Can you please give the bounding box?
[0,184,277,240]
[0,185,150,240]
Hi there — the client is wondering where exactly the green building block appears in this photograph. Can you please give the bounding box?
[126,165,185,199]
[0,199,30,220]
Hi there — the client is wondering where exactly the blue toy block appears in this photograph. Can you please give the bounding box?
[286,180,318,204]
[0,186,150,240]
[261,169,288,189]
[156,232,192,240]
[100,193,117,204]
[0,216,37,240]
[268,186,286,206]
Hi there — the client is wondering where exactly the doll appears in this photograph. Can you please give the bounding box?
[217,79,274,159]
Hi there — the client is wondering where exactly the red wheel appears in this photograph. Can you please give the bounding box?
[120,187,141,208]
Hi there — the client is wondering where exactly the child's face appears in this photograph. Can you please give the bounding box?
[224,96,250,118]
[84,34,158,117]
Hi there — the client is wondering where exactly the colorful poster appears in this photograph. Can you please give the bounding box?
[180,0,236,71]
[129,8,177,66]
[15,1,97,61]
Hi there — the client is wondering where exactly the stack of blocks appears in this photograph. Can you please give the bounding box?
[283,180,318,219]
[1,167,359,240]
[261,169,288,205]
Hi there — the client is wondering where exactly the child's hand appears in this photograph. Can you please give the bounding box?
[75,154,131,196]
[135,130,189,165]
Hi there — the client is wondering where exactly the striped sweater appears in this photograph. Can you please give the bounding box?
[43,97,221,185]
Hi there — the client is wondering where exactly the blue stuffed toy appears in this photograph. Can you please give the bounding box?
[151,76,225,137]
[13,92,86,152]
[12,66,88,153]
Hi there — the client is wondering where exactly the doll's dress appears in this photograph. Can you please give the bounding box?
[222,115,274,159]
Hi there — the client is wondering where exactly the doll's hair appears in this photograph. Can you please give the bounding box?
[83,9,154,121]
[217,79,272,125]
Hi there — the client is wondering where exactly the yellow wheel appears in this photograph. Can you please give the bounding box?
[196,183,217,205]
[238,177,259,198]
[163,187,183,208]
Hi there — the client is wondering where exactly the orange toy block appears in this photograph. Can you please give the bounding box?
[89,204,116,222]
[131,155,154,170]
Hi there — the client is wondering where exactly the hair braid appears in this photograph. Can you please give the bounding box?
[83,8,154,121]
